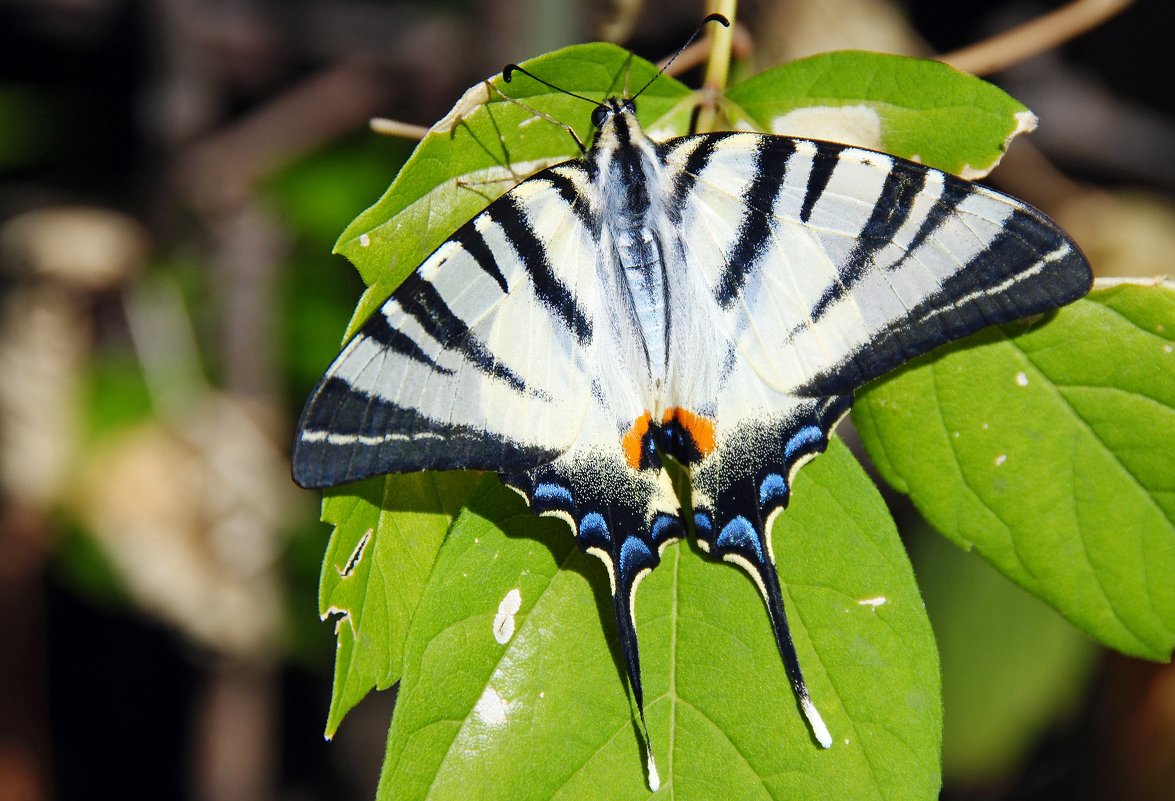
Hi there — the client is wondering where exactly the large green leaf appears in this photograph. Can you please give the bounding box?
[724,51,1034,177]
[318,471,483,736]
[377,440,940,800]
[855,282,1175,660]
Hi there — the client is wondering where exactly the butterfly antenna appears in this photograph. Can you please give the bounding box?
[502,64,600,107]
[632,12,730,101]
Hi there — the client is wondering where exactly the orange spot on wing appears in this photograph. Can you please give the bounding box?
[622,412,654,470]
[662,408,716,456]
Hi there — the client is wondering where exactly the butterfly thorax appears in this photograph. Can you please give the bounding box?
[590,98,675,406]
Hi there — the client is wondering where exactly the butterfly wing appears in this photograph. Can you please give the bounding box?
[292,162,601,488]
[655,131,1092,740]
[662,133,1092,396]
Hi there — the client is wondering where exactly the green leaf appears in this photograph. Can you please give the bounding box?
[332,43,695,339]
[377,439,940,800]
[724,51,1035,177]
[911,522,1097,784]
[854,282,1175,660]
[318,471,483,737]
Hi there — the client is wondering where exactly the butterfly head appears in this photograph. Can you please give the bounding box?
[588,97,643,149]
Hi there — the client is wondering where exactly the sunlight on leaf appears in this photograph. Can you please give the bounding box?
[319,471,482,736]
[856,283,1175,660]
[724,51,1034,177]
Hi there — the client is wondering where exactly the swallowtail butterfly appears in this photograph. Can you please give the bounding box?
[293,18,1091,787]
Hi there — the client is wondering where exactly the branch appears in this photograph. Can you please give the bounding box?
[938,0,1132,75]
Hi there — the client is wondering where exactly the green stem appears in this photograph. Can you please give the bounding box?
[703,0,738,92]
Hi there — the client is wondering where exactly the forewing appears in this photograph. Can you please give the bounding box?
[659,133,1093,397]
[293,163,600,488]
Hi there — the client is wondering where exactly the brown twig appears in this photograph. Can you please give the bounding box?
[938,0,1133,75]
[369,117,431,140]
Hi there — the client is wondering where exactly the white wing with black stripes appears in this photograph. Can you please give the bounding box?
[293,92,1092,787]
[292,164,602,488]
[658,132,1090,397]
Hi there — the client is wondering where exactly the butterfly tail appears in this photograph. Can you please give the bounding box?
[690,396,850,747]
[505,459,683,792]
[754,538,833,748]
[609,533,658,788]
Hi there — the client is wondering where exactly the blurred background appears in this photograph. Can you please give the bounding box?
[0,1,1171,800]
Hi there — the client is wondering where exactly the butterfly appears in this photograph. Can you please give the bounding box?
[292,20,1092,788]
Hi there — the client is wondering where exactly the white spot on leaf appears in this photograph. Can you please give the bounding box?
[995,454,1008,466]
[1014,110,1039,136]
[1015,371,1029,387]
[772,104,882,149]
[1164,344,1172,354]
[473,686,510,728]
[358,233,371,247]
[432,81,492,133]
[493,588,522,645]
[858,596,887,607]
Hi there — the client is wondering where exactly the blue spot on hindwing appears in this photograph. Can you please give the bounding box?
[578,512,610,547]
[650,513,679,544]
[618,535,653,582]
[784,425,825,461]
[534,482,574,506]
[693,511,713,539]
[716,516,765,563]
[759,473,788,505]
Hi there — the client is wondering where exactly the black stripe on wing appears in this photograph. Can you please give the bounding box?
[799,146,838,223]
[663,132,736,224]
[540,167,597,232]
[489,193,594,343]
[450,225,509,293]
[797,203,1092,396]
[292,377,560,488]
[362,307,455,375]
[396,272,540,398]
[716,137,797,308]
[888,178,972,273]
[806,164,928,321]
